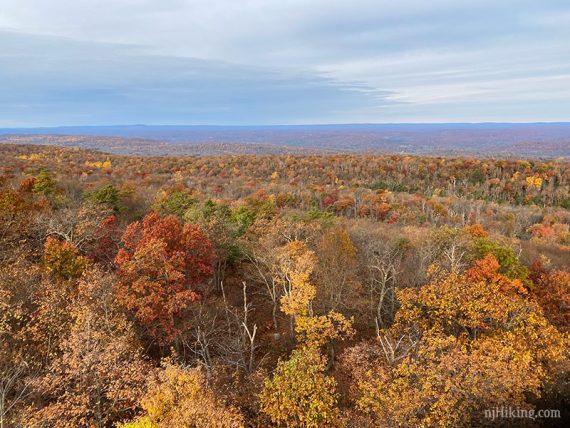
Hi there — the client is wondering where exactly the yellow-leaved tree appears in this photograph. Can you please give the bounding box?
[259,240,354,427]
[277,240,354,348]
[259,346,339,428]
[119,360,244,428]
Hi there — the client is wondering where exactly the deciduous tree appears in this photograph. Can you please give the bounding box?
[114,212,215,344]
[28,268,150,428]
[120,361,244,428]
[259,346,339,428]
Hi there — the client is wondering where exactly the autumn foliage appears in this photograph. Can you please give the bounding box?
[120,361,244,428]
[28,269,150,427]
[42,236,90,281]
[0,144,569,427]
[530,259,570,332]
[345,255,569,427]
[259,346,339,428]
[114,212,215,344]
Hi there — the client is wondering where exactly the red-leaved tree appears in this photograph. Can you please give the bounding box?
[114,212,215,344]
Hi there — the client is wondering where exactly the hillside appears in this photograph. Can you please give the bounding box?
[1,143,569,426]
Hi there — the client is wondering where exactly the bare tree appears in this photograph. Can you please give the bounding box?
[35,201,113,251]
[245,250,281,333]
[185,282,260,375]
[443,239,467,274]
[240,283,258,374]
[353,227,408,332]
[377,329,419,365]
[366,244,403,332]
[0,361,31,428]
[182,303,222,377]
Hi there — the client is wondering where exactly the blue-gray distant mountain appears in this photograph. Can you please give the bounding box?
[1,123,569,158]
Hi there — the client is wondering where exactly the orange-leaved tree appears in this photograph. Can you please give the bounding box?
[28,268,150,428]
[24,237,91,366]
[530,258,570,333]
[344,254,569,427]
[114,212,215,344]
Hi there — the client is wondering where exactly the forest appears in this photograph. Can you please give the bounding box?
[1,143,569,427]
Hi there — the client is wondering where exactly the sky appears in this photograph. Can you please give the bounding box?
[1,0,570,126]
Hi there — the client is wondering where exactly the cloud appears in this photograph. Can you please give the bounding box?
[0,31,393,126]
[0,0,569,124]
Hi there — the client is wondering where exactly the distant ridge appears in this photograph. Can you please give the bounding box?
[1,123,569,158]
[3,122,570,135]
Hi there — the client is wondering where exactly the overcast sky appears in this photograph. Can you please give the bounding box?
[1,0,569,126]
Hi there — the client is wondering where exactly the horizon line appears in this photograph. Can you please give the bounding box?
[2,121,570,130]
